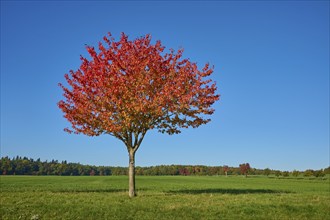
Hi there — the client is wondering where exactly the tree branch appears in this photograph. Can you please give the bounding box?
[133,130,147,153]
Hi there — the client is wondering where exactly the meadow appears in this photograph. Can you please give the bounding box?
[1,175,329,219]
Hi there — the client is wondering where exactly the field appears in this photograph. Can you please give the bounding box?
[1,176,329,219]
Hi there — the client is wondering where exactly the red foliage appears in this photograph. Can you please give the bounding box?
[179,168,190,176]
[239,163,251,176]
[58,32,219,150]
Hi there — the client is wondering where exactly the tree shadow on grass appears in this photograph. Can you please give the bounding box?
[53,187,153,194]
[167,188,293,195]
[53,188,127,193]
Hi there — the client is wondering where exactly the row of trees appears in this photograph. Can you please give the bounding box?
[1,156,329,177]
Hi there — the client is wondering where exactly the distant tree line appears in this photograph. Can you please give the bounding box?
[0,156,328,178]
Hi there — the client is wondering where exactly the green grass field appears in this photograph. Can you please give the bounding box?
[1,175,329,219]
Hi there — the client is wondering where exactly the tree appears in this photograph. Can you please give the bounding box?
[275,170,282,177]
[313,169,325,178]
[282,171,289,177]
[223,165,229,177]
[58,33,219,197]
[304,169,314,177]
[263,168,271,176]
[292,170,300,178]
[239,163,251,177]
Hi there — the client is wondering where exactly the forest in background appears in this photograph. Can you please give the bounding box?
[1,156,328,178]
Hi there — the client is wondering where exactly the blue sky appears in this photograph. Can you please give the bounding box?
[1,1,329,171]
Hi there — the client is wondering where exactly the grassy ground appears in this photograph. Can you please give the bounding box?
[1,175,329,219]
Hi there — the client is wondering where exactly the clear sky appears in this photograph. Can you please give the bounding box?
[1,1,329,171]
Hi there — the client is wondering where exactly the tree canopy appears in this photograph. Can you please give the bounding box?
[58,33,219,147]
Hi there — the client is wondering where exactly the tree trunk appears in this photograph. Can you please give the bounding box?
[128,150,136,198]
